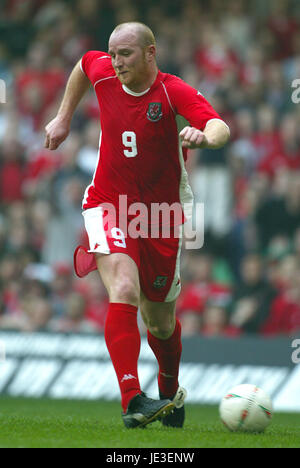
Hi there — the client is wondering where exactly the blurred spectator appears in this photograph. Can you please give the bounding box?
[0,295,53,332]
[198,299,242,337]
[0,0,300,337]
[221,0,254,59]
[15,41,66,130]
[294,228,300,257]
[77,121,100,176]
[255,170,300,249]
[252,105,280,162]
[269,253,299,292]
[49,291,98,333]
[195,25,240,87]
[179,311,201,337]
[266,0,299,60]
[262,256,300,335]
[177,251,232,335]
[257,113,300,178]
[77,271,109,332]
[0,137,25,203]
[228,253,277,333]
[229,109,257,176]
[50,262,74,317]
[23,296,53,332]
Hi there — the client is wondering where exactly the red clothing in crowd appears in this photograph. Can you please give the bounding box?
[261,293,300,335]
[252,131,281,162]
[16,67,66,130]
[177,281,232,315]
[24,149,61,181]
[257,146,300,178]
[195,46,239,81]
[85,297,109,332]
[0,161,24,202]
[267,14,299,60]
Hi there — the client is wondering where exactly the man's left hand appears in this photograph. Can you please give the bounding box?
[179,126,208,149]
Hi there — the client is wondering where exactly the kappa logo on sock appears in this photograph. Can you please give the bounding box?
[121,374,137,383]
[160,372,174,378]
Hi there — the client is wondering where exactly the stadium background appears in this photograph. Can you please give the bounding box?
[0,0,300,412]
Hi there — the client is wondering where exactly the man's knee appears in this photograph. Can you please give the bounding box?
[111,277,140,305]
[141,297,177,339]
[146,315,176,339]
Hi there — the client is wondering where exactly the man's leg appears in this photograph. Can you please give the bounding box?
[96,252,142,413]
[140,293,186,427]
[96,253,175,427]
[140,293,182,399]
[79,207,174,427]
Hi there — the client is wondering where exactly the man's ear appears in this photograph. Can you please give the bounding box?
[145,44,156,62]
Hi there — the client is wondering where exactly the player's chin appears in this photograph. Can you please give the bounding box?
[118,72,130,83]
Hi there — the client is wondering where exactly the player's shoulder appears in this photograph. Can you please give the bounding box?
[84,50,109,58]
[81,50,115,78]
[160,72,189,90]
[82,50,110,64]
[159,72,200,99]
[159,72,200,106]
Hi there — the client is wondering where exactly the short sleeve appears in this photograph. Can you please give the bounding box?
[166,76,224,131]
[81,50,114,86]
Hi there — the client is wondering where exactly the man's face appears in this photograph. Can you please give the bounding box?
[108,30,149,91]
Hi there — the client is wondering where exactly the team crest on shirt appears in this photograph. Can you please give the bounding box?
[153,275,168,289]
[147,102,163,122]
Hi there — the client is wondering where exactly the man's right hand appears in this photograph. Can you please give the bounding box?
[44,116,70,150]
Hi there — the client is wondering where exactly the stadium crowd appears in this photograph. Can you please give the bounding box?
[0,0,300,337]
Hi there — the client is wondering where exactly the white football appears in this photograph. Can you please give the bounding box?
[219,384,273,432]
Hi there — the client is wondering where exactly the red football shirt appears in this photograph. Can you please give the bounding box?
[80,50,225,221]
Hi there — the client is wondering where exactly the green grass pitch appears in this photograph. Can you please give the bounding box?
[0,397,299,448]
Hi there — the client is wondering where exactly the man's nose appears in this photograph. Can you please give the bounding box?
[114,55,123,68]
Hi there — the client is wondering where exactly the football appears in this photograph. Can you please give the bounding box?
[219,384,273,432]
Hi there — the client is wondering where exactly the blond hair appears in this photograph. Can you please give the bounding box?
[111,22,156,49]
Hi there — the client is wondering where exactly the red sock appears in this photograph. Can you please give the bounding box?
[105,303,141,412]
[147,319,182,398]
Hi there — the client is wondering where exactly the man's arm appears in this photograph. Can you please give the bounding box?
[44,60,90,150]
[179,119,230,150]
